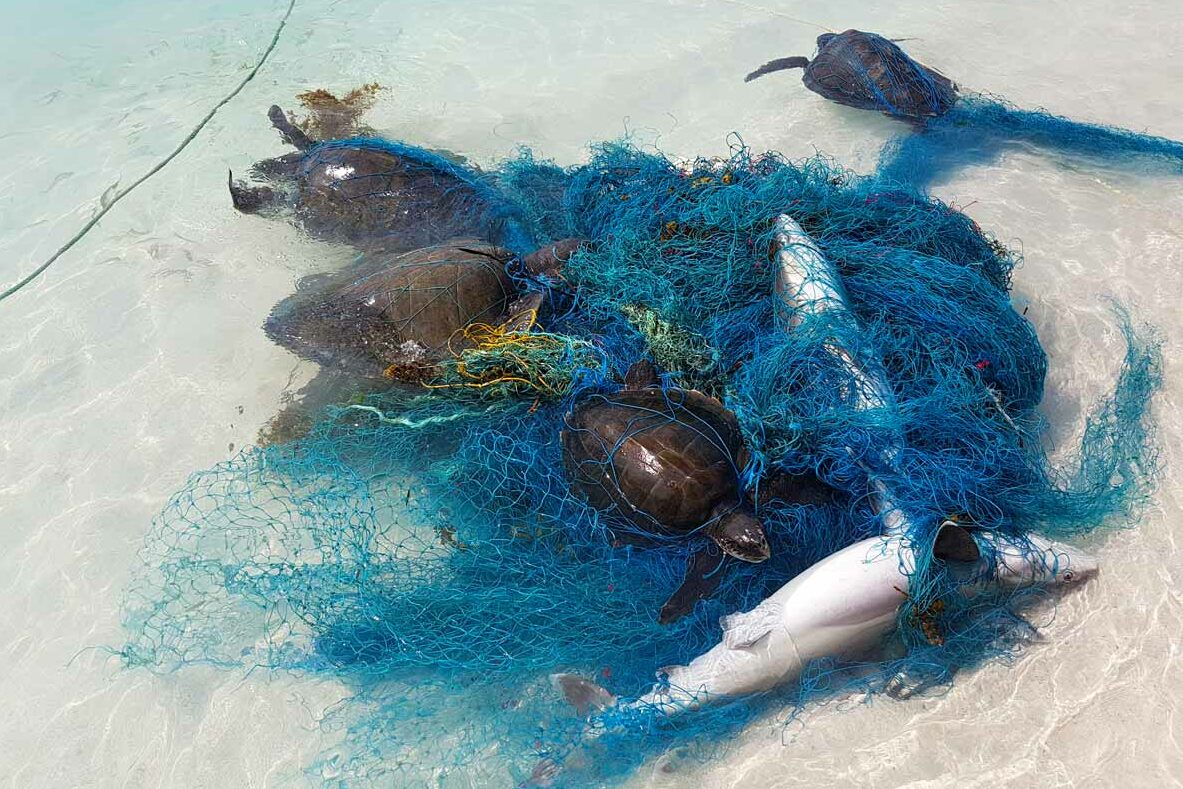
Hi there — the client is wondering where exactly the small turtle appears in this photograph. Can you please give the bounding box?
[562,360,770,623]
[265,237,583,380]
[745,30,958,121]
[229,106,508,252]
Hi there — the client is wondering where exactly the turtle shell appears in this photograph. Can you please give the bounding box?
[264,240,514,377]
[805,30,958,119]
[252,143,504,252]
[562,387,748,533]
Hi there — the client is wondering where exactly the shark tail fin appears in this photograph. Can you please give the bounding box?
[551,673,616,716]
[745,56,810,83]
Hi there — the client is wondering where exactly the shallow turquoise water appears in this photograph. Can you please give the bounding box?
[1,1,1181,786]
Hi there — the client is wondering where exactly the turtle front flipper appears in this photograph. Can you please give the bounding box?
[268,104,316,151]
[756,470,841,507]
[744,55,811,83]
[258,367,383,446]
[522,238,586,277]
[496,238,587,330]
[248,151,302,181]
[228,170,278,214]
[659,546,728,624]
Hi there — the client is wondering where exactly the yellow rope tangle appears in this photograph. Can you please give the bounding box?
[426,310,583,397]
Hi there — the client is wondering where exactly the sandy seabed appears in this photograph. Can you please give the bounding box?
[1,1,1180,786]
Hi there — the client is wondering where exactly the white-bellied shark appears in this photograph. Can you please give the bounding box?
[554,523,1097,721]
[550,214,1099,737]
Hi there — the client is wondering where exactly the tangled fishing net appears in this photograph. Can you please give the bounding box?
[879,94,1183,190]
[120,137,1161,787]
[745,30,1183,190]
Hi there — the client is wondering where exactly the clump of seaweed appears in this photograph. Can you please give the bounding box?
[293,83,385,141]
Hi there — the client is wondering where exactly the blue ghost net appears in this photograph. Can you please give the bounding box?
[878,95,1183,191]
[120,141,1161,787]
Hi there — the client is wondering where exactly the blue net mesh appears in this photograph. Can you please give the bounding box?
[746,31,1183,190]
[120,139,1161,787]
[879,95,1183,190]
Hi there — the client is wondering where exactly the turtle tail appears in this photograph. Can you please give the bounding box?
[744,56,810,83]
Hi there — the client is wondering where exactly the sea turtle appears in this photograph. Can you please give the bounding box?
[562,360,771,623]
[228,105,511,252]
[254,237,581,444]
[265,237,583,381]
[745,30,958,121]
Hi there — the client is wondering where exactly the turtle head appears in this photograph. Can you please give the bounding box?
[228,170,278,214]
[707,503,770,563]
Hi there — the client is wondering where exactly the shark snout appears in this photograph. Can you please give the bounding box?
[983,532,1100,589]
[1021,534,1100,588]
[1054,542,1100,586]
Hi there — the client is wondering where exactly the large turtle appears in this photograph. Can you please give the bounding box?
[256,237,581,444]
[562,361,771,623]
[229,105,512,252]
[745,30,958,121]
[265,237,582,381]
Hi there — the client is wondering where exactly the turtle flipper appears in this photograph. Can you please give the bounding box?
[228,170,277,214]
[551,673,617,716]
[659,546,728,624]
[522,238,585,277]
[257,367,383,446]
[268,104,316,151]
[744,56,810,83]
[248,151,303,181]
[756,470,840,507]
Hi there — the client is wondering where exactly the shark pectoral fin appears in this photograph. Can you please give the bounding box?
[720,605,781,650]
[933,521,981,564]
[658,548,727,624]
[551,673,616,717]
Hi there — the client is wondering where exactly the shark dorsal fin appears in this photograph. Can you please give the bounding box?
[933,521,980,564]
